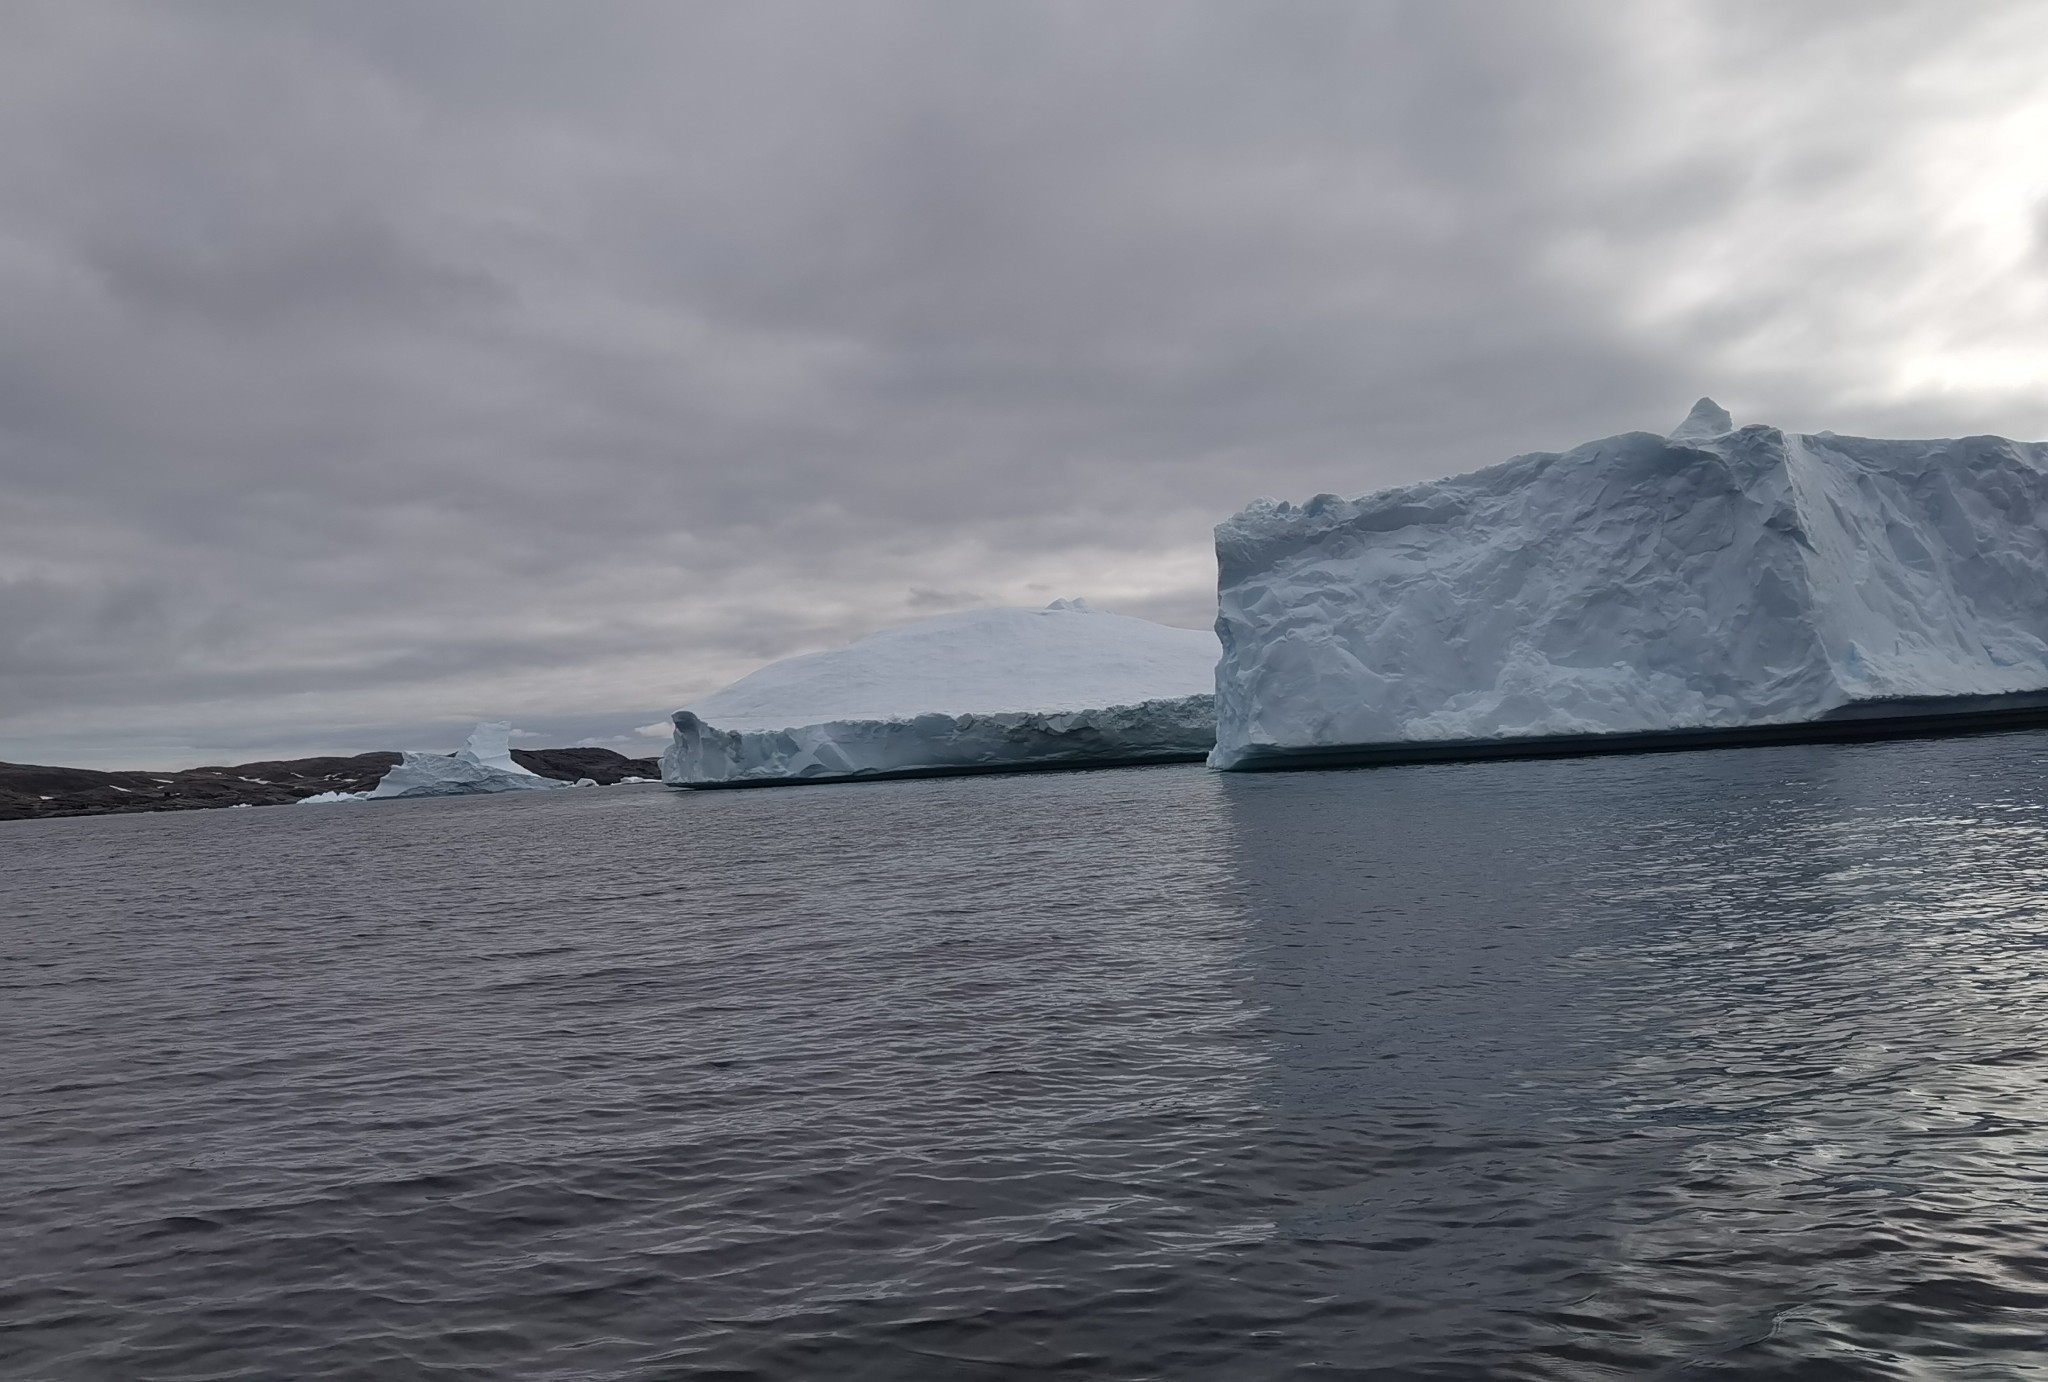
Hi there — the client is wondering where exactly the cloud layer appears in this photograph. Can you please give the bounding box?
[4,1,2047,766]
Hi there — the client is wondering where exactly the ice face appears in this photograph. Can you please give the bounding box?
[1668,396,1734,442]
[366,747,568,798]
[458,720,541,776]
[1212,407,2048,768]
[665,602,1220,786]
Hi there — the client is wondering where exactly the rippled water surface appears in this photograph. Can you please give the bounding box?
[7,734,2048,1379]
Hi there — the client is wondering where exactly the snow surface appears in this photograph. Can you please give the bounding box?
[665,601,1220,786]
[299,722,569,803]
[1212,400,2048,768]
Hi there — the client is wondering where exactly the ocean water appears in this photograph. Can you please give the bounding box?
[5,734,2048,1380]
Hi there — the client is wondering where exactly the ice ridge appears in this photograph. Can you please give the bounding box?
[1668,396,1734,442]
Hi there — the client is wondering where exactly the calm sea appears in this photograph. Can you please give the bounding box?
[6,735,2048,1379]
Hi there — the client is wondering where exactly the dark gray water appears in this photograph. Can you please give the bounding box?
[6,735,2048,1380]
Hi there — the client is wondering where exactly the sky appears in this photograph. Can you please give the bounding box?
[4,1,2048,769]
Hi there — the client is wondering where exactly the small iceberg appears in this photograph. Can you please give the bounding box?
[300,722,572,802]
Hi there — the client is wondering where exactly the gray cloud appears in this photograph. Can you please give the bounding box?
[3,0,2047,766]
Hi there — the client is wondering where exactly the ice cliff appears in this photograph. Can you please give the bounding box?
[300,722,579,802]
[1212,400,2048,769]
[664,601,1220,786]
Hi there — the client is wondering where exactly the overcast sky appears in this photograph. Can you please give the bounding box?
[4,1,2047,767]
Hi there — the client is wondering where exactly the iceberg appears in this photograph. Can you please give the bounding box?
[664,600,1220,786]
[299,722,571,802]
[1212,400,2048,770]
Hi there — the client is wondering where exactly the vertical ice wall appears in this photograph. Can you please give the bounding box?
[1211,402,2048,768]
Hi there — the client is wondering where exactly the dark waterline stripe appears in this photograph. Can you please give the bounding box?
[1223,688,2048,772]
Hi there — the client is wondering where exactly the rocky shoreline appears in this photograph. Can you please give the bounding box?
[0,747,661,822]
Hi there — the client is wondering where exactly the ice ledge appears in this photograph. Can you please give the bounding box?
[663,695,1216,788]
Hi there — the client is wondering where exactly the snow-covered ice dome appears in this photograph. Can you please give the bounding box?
[664,600,1221,786]
[1212,400,2048,770]
[300,721,570,802]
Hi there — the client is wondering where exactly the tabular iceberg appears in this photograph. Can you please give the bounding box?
[300,722,576,802]
[1212,399,2048,770]
[664,600,1220,786]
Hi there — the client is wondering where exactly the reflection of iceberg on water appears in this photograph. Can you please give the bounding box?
[301,722,578,803]
[664,601,1221,787]
[1213,400,2048,770]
